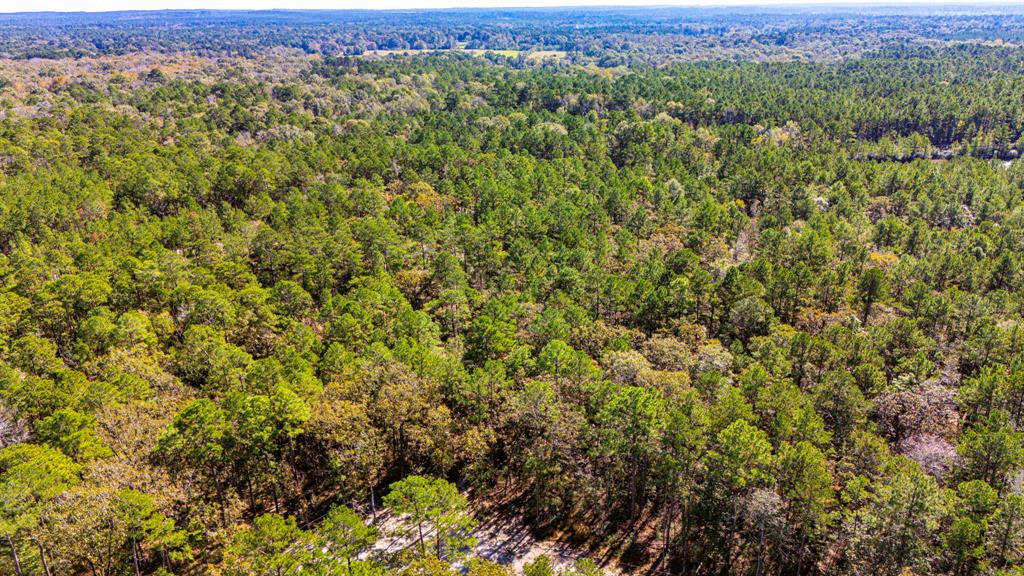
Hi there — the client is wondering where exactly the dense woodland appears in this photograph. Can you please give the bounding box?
[1,7,1024,576]
[4,7,1024,62]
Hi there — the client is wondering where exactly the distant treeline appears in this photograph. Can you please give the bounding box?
[3,7,1024,62]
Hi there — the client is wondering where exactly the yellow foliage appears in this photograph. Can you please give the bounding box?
[868,251,899,267]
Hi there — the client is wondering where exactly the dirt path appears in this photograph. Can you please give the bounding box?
[470,507,618,575]
[363,505,621,575]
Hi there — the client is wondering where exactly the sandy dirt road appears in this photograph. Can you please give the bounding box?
[363,505,621,575]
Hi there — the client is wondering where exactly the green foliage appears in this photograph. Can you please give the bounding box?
[384,476,476,559]
[223,513,311,576]
[1,12,1024,576]
[317,503,378,572]
[0,444,80,536]
[34,408,113,462]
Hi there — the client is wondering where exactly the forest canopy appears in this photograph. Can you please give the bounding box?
[1,6,1024,576]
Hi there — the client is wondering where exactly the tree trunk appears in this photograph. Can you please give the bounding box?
[214,473,228,528]
[662,498,674,555]
[247,475,257,513]
[681,497,691,576]
[271,476,281,513]
[996,518,1012,567]
[628,476,637,522]
[97,545,108,576]
[723,497,740,576]
[369,485,377,524]
[5,534,22,576]
[754,520,765,576]
[795,531,807,576]
[132,538,142,576]
[38,540,52,576]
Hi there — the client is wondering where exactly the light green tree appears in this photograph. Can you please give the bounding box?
[0,444,80,576]
[384,476,476,559]
[317,504,377,576]
[223,513,312,576]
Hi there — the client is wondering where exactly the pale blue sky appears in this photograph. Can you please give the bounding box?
[0,0,1003,14]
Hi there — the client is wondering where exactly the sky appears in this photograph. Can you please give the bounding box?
[0,0,1008,14]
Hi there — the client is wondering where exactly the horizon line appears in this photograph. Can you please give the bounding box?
[3,1,1021,17]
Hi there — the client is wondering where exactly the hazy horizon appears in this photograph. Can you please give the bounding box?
[3,0,1018,15]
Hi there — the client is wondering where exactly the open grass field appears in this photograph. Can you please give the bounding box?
[361,48,568,61]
